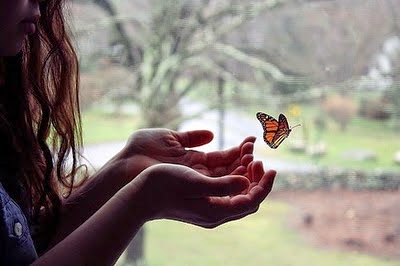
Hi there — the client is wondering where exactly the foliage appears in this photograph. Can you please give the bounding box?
[389,86,400,129]
[72,0,400,130]
[79,65,134,111]
[274,76,310,95]
[274,168,400,191]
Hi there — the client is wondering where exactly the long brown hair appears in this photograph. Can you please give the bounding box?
[0,0,86,252]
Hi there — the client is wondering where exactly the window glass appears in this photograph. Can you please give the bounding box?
[71,0,400,265]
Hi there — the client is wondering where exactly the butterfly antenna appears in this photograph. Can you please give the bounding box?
[290,124,301,129]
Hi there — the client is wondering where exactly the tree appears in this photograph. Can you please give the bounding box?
[84,0,292,129]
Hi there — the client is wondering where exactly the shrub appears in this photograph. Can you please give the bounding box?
[359,97,391,120]
[274,167,400,191]
[322,94,358,130]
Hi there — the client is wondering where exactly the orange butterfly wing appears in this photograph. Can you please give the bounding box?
[273,114,291,147]
[256,112,291,149]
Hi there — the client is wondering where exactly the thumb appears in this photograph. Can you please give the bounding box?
[189,174,250,198]
[175,130,214,148]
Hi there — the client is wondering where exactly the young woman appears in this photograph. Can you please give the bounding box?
[0,0,276,265]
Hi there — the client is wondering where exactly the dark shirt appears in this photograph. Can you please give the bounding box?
[0,182,38,265]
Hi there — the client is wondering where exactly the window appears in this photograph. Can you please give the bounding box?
[72,0,400,265]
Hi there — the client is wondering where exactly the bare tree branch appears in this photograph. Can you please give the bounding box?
[213,42,286,80]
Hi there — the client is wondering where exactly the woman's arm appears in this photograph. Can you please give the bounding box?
[35,162,275,265]
[49,157,129,246]
[34,169,149,265]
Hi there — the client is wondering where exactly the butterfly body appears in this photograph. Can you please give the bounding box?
[256,112,300,149]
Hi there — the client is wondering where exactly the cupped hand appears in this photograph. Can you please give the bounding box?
[132,161,276,228]
[119,128,256,178]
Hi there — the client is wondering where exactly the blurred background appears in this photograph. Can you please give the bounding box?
[69,0,400,265]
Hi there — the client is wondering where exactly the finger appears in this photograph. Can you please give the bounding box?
[230,165,247,175]
[250,161,264,183]
[258,169,276,192]
[188,174,250,198]
[240,138,256,158]
[246,161,256,183]
[246,170,276,206]
[204,136,256,170]
[175,130,214,148]
[240,136,256,149]
[241,154,253,168]
[210,136,256,164]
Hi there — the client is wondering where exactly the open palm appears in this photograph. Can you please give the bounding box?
[120,128,256,178]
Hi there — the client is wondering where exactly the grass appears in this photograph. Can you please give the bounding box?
[143,200,398,266]
[81,108,139,145]
[250,106,400,171]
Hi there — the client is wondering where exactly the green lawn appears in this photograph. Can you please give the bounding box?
[81,109,139,144]
[142,201,398,266]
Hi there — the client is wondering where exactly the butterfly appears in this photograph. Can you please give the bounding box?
[256,112,300,149]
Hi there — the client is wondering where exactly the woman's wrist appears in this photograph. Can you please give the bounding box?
[116,168,159,223]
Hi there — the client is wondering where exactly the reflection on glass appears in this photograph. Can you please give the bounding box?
[71,0,400,265]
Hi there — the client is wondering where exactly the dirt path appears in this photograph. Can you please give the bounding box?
[270,190,400,259]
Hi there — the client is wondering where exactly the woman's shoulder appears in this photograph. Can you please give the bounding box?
[0,182,38,265]
[0,182,15,206]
